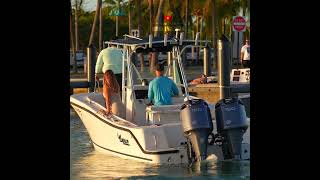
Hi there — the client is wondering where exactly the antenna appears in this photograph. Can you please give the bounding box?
[164,33,168,46]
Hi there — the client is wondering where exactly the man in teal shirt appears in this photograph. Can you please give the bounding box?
[95,44,123,87]
[148,63,179,106]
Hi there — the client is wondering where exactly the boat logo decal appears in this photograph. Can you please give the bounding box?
[191,108,204,113]
[117,134,130,146]
[223,106,236,111]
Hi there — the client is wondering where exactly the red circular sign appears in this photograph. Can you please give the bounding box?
[233,16,246,32]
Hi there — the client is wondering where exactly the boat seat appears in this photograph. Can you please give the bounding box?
[145,104,182,125]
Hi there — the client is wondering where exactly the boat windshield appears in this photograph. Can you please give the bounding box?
[129,52,186,95]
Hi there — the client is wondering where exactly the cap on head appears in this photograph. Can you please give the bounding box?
[155,63,164,72]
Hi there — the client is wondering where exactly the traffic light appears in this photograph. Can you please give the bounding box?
[164,15,172,22]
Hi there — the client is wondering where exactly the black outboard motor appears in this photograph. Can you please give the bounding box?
[215,97,248,160]
[180,99,213,162]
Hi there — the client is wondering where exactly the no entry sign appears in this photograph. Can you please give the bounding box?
[232,16,246,32]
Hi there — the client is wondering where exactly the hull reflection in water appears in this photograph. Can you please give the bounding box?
[71,150,249,179]
[72,151,190,179]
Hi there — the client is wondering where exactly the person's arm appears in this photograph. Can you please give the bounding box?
[95,50,104,74]
[240,46,245,63]
[148,81,154,103]
[171,81,179,96]
[190,78,201,85]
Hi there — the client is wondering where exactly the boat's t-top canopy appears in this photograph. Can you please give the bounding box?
[105,33,210,53]
[103,32,212,105]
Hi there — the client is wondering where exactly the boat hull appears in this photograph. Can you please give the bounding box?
[71,93,250,164]
[71,101,189,164]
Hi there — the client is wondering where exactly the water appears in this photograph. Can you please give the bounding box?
[70,109,250,179]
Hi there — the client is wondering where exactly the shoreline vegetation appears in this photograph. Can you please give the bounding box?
[70,0,250,52]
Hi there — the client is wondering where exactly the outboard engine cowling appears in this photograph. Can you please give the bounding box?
[180,99,213,162]
[215,97,248,160]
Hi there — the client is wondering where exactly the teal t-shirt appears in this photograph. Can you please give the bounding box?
[148,76,179,106]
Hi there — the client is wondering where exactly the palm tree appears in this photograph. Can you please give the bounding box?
[167,0,184,34]
[88,0,102,47]
[185,0,189,39]
[136,0,142,36]
[99,4,103,51]
[104,0,121,37]
[128,0,132,34]
[153,0,165,37]
[148,0,155,71]
[73,0,85,51]
[136,0,145,70]
[148,0,153,35]
[211,0,217,69]
[150,0,165,71]
[70,2,77,73]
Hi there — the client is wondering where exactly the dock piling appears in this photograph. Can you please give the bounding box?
[87,45,96,92]
[203,46,211,76]
[218,35,231,99]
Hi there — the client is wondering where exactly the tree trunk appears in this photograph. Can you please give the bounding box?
[149,0,153,35]
[148,0,154,72]
[137,0,144,71]
[128,0,132,34]
[70,6,77,73]
[168,0,183,33]
[137,0,142,36]
[99,5,103,52]
[75,1,79,51]
[185,0,189,39]
[153,0,164,37]
[196,15,199,65]
[88,0,102,47]
[116,0,120,37]
[150,0,164,72]
[212,0,217,70]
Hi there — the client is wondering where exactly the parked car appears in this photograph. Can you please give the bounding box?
[70,50,85,67]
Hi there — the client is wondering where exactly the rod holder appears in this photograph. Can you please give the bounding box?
[179,32,184,46]
[149,34,153,48]
[175,28,181,38]
[164,33,168,46]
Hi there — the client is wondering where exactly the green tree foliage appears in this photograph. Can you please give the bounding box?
[72,0,250,50]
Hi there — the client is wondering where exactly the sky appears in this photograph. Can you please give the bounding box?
[83,0,96,12]
[82,0,130,12]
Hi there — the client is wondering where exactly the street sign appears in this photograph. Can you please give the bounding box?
[109,8,126,16]
[232,16,246,32]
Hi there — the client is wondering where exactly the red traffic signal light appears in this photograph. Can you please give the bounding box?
[164,15,172,22]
